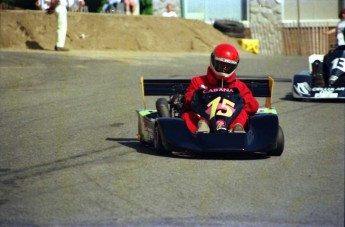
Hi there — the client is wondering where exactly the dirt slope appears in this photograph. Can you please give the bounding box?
[0,10,242,53]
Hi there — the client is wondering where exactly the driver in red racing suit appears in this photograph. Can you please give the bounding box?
[181,43,259,133]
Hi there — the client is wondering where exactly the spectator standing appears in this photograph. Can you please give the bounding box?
[71,0,88,12]
[325,9,345,46]
[46,0,74,51]
[124,0,136,15]
[162,3,177,17]
[35,0,49,11]
[102,0,120,13]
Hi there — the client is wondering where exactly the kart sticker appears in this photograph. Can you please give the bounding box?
[215,119,226,131]
[312,87,345,91]
[257,107,277,114]
[191,88,244,132]
[294,82,311,96]
[314,91,338,98]
[331,57,345,73]
[205,96,236,119]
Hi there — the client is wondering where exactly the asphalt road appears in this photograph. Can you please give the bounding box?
[0,50,344,226]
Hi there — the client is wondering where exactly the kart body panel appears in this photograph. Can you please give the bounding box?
[137,107,280,155]
[292,70,345,99]
[292,49,345,100]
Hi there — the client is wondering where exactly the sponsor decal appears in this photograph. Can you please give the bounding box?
[312,87,345,91]
[314,91,338,98]
[202,87,235,93]
[331,57,345,73]
[215,56,238,64]
[205,96,236,119]
[294,82,311,96]
[312,87,344,98]
[215,119,226,131]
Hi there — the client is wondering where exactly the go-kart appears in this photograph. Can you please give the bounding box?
[292,46,345,100]
[136,76,284,156]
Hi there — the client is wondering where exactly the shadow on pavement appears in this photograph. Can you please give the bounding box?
[106,137,270,160]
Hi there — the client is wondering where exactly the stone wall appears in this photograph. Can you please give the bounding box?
[250,0,283,55]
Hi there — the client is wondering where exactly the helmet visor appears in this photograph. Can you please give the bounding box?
[213,59,237,75]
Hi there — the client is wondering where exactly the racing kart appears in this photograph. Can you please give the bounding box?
[136,76,284,156]
[292,46,345,100]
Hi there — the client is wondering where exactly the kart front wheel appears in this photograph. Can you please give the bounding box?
[153,124,168,154]
[268,126,284,156]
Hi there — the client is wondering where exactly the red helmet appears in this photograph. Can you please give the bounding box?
[210,43,239,79]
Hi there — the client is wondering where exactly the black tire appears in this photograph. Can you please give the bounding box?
[268,126,284,156]
[156,98,170,117]
[153,124,168,154]
[213,20,245,33]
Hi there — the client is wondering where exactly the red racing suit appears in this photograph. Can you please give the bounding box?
[181,67,259,133]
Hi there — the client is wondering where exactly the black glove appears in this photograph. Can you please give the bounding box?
[170,94,184,110]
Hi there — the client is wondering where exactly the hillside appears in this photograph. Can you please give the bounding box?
[0,10,242,53]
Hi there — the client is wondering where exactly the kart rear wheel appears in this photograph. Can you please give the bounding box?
[153,124,168,154]
[156,98,171,117]
[268,126,284,156]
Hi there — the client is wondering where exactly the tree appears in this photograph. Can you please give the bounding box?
[139,0,152,15]
[84,0,105,13]
[1,0,37,9]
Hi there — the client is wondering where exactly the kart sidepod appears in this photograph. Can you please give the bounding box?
[292,54,345,100]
